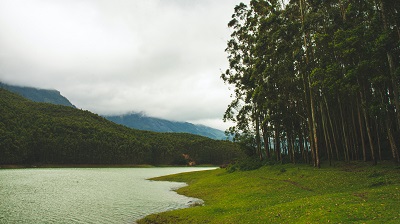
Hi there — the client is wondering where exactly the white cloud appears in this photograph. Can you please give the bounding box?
[0,0,248,130]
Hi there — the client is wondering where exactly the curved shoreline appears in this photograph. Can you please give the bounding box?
[1,167,215,223]
[0,164,216,169]
[135,163,400,223]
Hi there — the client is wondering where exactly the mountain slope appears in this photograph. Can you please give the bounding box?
[1,82,228,140]
[105,113,228,140]
[0,82,75,107]
[0,88,244,165]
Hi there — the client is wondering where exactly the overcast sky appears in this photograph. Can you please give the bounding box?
[0,0,249,130]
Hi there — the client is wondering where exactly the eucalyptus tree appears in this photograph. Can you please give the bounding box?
[251,0,286,161]
[222,3,262,158]
[223,0,400,165]
[376,0,400,163]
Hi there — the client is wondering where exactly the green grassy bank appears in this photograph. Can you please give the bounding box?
[138,162,400,223]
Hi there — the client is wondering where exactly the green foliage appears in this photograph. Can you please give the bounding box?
[226,157,264,172]
[222,0,400,165]
[0,88,246,165]
[226,157,293,173]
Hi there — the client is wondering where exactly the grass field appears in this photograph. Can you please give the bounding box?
[137,162,400,223]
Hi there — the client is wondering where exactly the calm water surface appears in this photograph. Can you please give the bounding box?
[0,167,214,224]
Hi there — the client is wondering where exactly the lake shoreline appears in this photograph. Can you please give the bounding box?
[1,167,213,223]
[0,164,215,169]
[137,163,400,223]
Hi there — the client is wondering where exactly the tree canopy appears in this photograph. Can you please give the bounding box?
[223,0,400,166]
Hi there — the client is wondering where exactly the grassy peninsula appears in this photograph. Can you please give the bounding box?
[138,162,400,223]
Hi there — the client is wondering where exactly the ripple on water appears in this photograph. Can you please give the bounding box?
[0,167,214,224]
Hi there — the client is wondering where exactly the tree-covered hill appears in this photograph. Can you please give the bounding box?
[0,82,75,107]
[0,88,245,165]
[0,82,229,140]
[105,113,228,140]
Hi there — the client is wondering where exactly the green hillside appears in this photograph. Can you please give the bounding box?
[0,82,229,140]
[0,88,245,165]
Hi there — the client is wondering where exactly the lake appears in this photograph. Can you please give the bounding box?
[0,167,214,224]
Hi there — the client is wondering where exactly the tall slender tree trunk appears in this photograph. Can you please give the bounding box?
[356,96,367,161]
[262,124,271,159]
[300,123,308,163]
[375,119,382,161]
[288,130,295,164]
[303,75,315,165]
[386,122,400,163]
[356,74,377,165]
[324,97,340,160]
[321,103,332,166]
[338,96,350,162]
[309,81,320,168]
[379,0,400,130]
[255,108,263,160]
[380,88,400,163]
[299,0,312,164]
[275,128,281,162]
[359,90,377,165]
[299,0,319,167]
[351,102,359,160]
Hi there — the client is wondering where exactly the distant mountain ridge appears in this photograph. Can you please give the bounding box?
[104,113,228,140]
[0,82,228,140]
[0,82,75,107]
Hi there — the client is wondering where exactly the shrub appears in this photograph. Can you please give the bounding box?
[226,158,264,172]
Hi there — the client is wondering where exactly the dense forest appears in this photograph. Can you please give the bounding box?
[223,0,400,167]
[0,88,245,165]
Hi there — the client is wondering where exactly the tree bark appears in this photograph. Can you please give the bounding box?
[262,124,271,159]
[338,96,350,162]
[324,97,340,160]
[255,108,263,160]
[386,122,400,163]
[321,102,332,166]
[359,90,377,165]
[356,96,367,161]
[275,128,281,162]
